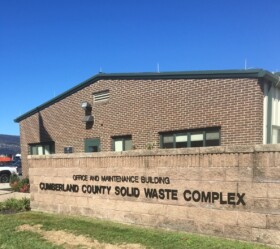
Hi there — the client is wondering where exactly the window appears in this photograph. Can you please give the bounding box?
[160,128,220,149]
[85,138,100,152]
[93,90,109,102]
[112,136,132,152]
[175,134,188,148]
[29,142,55,155]
[190,133,204,147]
[205,131,220,146]
[272,126,280,144]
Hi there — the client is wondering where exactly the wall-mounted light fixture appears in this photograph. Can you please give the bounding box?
[82,115,94,123]
[81,102,91,110]
[81,101,94,126]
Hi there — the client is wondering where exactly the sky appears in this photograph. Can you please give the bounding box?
[1,0,280,136]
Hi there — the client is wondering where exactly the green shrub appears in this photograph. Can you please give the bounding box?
[9,174,20,188]
[10,175,30,193]
[0,198,30,212]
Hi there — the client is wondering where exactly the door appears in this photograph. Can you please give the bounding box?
[84,138,100,152]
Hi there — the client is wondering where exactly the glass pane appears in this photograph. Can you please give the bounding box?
[31,146,37,155]
[205,140,219,146]
[191,134,203,141]
[162,135,173,148]
[272,128,279,144]
[114,140,123,152]
[85,139,100,152]
[206,132,219,140]
[37,146,44,155]
[44,145,50,155]
[163,142,174,149]
[176,135,188,142]
[175,134,188,148]
[163,135,173,143]
[124,139,132,151]
[89,146,98,152]
[191,133,203,147]
[176,141,188,148]
[191,141,203,147]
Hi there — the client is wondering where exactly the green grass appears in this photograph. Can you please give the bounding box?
[0,211,272,249]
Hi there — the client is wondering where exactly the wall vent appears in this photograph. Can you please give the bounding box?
[93,90,109,102]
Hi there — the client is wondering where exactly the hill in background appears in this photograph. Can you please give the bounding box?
[0,134,20,155]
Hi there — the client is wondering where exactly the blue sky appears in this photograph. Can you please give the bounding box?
[1,0,280,135]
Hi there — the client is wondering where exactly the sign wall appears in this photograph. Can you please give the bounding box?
[29,145,280,247]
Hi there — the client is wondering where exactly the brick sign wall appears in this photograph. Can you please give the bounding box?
[29,145,280,247]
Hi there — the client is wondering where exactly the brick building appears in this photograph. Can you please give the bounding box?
[15,69,280,176]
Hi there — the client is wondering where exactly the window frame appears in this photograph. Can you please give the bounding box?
[160,128,220,149]
[29,142,55,155]
[112,135,132,152]
[272,125,280,144]
[84,138,101,152]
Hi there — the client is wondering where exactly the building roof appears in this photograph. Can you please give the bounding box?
[14,69,280,123]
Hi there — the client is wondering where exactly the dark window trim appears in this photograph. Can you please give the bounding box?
[159,127,221,149]
[84,138,101,152]
[112,135,132,151]
[28,141,55,155]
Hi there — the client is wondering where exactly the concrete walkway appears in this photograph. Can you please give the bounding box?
[0,183,10,190]
[0,183,30,201]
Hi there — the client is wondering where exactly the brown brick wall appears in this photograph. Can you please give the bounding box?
[20,77,264,176]
[29,145,280,247]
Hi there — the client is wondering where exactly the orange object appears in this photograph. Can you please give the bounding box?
[0,156,12,163]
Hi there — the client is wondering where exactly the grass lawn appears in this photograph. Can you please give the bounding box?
[0,211,272,249]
